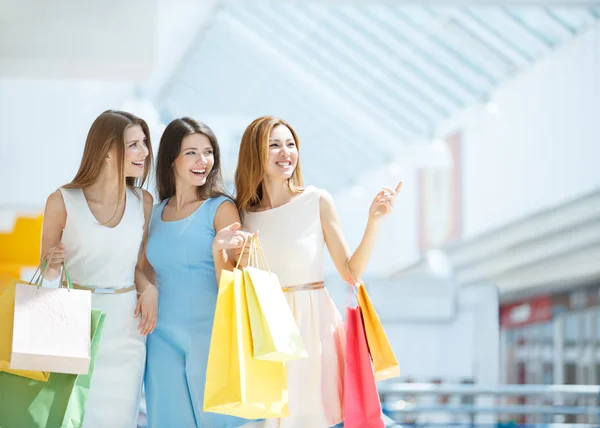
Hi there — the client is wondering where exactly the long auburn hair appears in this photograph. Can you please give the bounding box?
[64,109,153,207]
[234,116,304,215]
[156,117,229,202]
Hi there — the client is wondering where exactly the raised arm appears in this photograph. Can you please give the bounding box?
[320,182,402,283]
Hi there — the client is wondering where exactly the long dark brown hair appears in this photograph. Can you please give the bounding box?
[234,116,303,215]
[64,109,153,206]
[156,117,229,202]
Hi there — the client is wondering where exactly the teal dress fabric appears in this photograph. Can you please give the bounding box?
[144,196,250,428]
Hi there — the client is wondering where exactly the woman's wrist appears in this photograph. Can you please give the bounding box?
[43,266,61,282]
[366,216,382,229]
[212,238,224,252]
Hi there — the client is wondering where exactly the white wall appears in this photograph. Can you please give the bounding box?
[0,79,134,209]
[329,23,600,279]
[0,0,216,212]
[437,23,600,239]
[380,281,498,383]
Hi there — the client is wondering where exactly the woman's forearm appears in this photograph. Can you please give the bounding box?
[348,219,381,282]
[213,246,236,285]
[135,266,156,294]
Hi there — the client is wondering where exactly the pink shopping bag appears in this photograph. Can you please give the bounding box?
[343,305,385,428]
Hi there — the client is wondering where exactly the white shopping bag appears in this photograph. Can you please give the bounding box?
[10,265,92,375]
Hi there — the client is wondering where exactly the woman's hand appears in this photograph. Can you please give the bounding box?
[368,181,403,221]
[213,222,248,251]
[134,285,158,336]
[45,243,66,271]
[233,231,258,268]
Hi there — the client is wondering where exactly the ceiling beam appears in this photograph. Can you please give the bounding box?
[272,4,432,133]
[256,0,600,6]
[209,40,386,165]
[333,7,457,115]
[152,0,226,103]
[240,3,420,140]
[218,11,408,153]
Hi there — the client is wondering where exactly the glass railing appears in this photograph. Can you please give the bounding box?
[378,383,600,427]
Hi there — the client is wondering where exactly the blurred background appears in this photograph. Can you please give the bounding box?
[1,0,599,426]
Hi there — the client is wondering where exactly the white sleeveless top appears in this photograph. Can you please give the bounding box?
[59,187,145,289]
[242,185,325,287]
[242,186,346,427]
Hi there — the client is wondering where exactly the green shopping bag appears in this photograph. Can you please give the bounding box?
[0,309,106,428]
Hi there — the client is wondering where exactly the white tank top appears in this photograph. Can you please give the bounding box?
[59,187,145,289]
[242,186,325,287]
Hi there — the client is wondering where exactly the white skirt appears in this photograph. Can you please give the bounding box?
[82,291,146,428]
[261,287,346,428]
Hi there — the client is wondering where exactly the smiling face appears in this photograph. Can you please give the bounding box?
[106,124,150,178]
[172,132,215,189]
[264,124,298,182]
[121,124,150,178]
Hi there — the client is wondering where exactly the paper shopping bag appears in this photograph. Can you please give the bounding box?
[0,309,106,428]
[244,235,307,362]
[0,279,49,381]
[357,282,400,381]
[204,268,289,419]
[344,305,385,428]
[10,273,92,375]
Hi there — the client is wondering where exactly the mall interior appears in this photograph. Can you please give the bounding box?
[1,0,599,426]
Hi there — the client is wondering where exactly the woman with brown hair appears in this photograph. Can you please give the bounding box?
[41,110,157,427]
[234,116,402,428]
[143,117,251,427]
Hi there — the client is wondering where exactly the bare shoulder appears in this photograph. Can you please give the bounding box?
[214,199,240,229]
[45,190,66,214]
[141,189,154,206]
[215,199,238,216]
[140,189,154,218]
[318,188,335,213]
[44,190,67,227]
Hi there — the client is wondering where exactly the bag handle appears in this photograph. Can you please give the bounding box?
[29,248,56,287]
[29,247,74,290]
[247,234,257,269]
[347,259,363,287]
[346,259,361,307]
[235,234,251,270]
[234,233,273,274]
[59,263,74,290]
[249,234,272,274]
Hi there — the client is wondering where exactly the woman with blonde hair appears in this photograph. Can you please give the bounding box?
[41,110,157,427]
[234,116,402,428]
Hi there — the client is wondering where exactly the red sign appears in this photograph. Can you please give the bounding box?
[500,296,553,328]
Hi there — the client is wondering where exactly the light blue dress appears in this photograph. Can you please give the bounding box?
[144,196,250,428]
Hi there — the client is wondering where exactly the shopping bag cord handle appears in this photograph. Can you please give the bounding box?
[29,248,74,290]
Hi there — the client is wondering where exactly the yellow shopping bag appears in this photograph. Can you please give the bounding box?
[0,279,49,382]
[203,268,289,419]
[357,282,400,381]
[244,235,307,362]
[0,215,47,381]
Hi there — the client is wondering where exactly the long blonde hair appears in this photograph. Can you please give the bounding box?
[64,110,153,214]
[234,116,303,215]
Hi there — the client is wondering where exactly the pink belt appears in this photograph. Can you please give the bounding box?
[281,281,324,292]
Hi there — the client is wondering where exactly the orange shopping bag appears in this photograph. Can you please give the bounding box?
[356,282,400,381]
